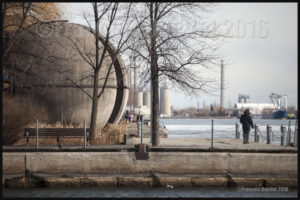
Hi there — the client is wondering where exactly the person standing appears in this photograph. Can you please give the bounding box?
[240,109,254,144]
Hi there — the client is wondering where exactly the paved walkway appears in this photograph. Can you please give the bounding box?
[126,122,297,151]
[126,137,297,151]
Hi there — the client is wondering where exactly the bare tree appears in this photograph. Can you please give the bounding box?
[129,3,226,146]
[64,3,140,140]
[2,2,62,95]
[2,2,61,62]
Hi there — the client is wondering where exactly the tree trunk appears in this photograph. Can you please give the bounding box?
[151,62,159,146]
[150,3,159,146]
[89,70,100,141]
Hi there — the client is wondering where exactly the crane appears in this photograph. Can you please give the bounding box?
[269,93,288,111]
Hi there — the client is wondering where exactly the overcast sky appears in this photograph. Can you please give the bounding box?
[61,3,297,109]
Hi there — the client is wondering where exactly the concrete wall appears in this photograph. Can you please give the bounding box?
[2,152,297,187]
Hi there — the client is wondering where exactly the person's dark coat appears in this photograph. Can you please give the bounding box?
[240,113,254,131]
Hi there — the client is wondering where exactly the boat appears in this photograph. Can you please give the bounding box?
[272,110,288,119]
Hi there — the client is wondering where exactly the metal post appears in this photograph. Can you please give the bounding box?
[254,124,258,142]
[266,125,271,144]
[280,125,286,146]
[36,119,39,149]
[257,134,261,143]
[26,132,29,146]
[235,122,240,139]
[211,119,214,148]
[141,115,143,144]
[294,120,298,147]
[84,120,87,149]
[286,120,291,146]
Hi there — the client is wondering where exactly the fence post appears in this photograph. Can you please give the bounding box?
[257,134,261,143]
[280,125,286,146]
[84,120,87,149]
[254,124,259,142]
[266,125,271,144]
[141,115,143,144]
[294,120,298,147]
[36,119,39,149]
[26,132,29,146]
[286,120,291,146]
[211,119,214,148]
[235,123,240,139]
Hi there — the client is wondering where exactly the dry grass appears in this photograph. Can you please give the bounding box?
[3,94,48,145]
[13,120,128,146]
[90,120,128,145]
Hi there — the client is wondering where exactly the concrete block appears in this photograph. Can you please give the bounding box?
[231,177,265,187]
[2,153,25,176]
[25,152,151,175]
[44,177,118,187]
[150,152,229,175]
[191,177,228,187]
[229,153,297,176]
[265,178,298,188]
[117,177,153,187]
[158,177,192,187]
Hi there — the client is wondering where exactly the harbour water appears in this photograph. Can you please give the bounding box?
[160,118,297,145]
[3,186,297,198]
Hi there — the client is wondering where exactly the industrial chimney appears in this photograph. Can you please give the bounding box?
[220,60,225,110]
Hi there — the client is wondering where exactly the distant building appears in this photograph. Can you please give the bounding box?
[234,103,274,115]
[238,94,250,103]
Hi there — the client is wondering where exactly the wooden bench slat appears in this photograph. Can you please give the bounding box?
[24,128,90,137]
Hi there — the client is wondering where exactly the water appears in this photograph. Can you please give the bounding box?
[3,187,298,198]
[160,118,297,145]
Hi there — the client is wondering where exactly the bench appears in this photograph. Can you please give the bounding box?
[24,128,90,147]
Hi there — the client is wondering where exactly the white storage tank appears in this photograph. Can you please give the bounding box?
[160,87,171,117]
[143,91,150,108]
[136,90,143,108]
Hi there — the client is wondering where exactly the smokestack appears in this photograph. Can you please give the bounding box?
[133,56,138,108]
[220,60,225,109]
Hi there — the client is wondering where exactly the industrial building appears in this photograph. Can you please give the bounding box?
[127,55,171,118]
[234,103,274,115]
[238,94,250,103]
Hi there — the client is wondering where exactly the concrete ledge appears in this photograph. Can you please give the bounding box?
[3,176,297,188]
[2,152,297,188]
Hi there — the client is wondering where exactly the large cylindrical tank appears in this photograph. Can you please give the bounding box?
[160,87,171,117]
[136,90,143,108]
[240,97,245,103]
[7,22,128,129]
[143,91,150,108]
[245,97,250,103]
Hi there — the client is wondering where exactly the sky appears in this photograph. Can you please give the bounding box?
[60,3,298,109]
